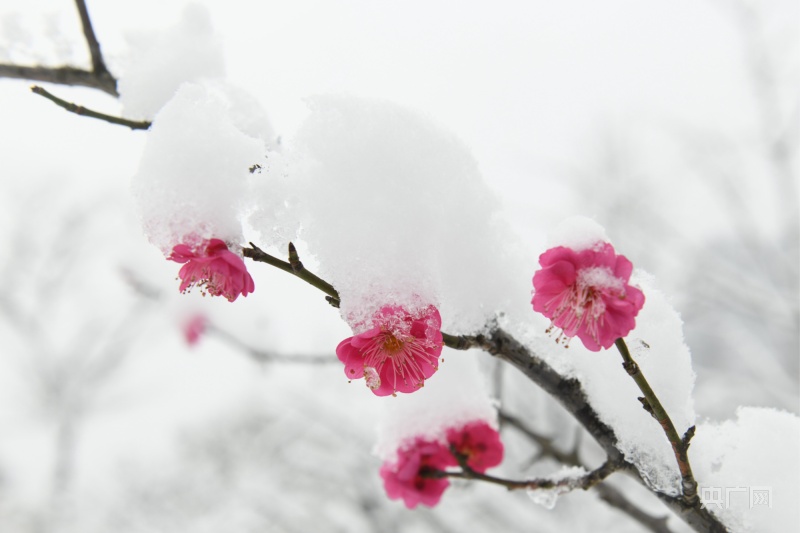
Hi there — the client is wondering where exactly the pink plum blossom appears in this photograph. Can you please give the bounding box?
[446,421,504,473]
[531,242,645,351]
[380,437,455,509]
[336,305,443,396]
[380,421,504,508]
[168,239,254,302]
[182,313,207,346]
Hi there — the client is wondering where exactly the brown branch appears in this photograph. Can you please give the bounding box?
[30,86,150,130]
[443,331,622,460]
[500,410,675,533]
[73,0,111,78]
[0,0,118,97]
[244,242,340,307]
[429,452,620,493]
[616,338,699,506]
[596,483,675,533]
[0,64,117,96]
[444,331,726,533]
[498,411,581,466]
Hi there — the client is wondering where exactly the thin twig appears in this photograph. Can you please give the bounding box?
[243,242,340,307]
[0,65,117,96]
[0,0,118,96]
[498,411,580,466]
[616,338,699,506]
[429,452,620,493]
[30,86,150,130]
[500,410,675,533]
[73,0,112,78]
[596,483,675,533]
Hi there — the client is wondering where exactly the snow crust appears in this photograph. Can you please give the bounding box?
[118,3,225,120]
[546,216,609,252]
[526,466,589,509]
[132,82,268,254]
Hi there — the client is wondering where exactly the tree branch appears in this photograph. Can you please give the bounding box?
[0,64,117,96]
[429,450,620,493]
[73,0,111,78]
[500,410,675,533]
[498,411,581,466]
[243,242,340,307]
[616,338,699,506]
[443,331,622,459]
[596,483,675,533]
[0,0,118,97]
[444,330,726,532]
[30,86,150,130]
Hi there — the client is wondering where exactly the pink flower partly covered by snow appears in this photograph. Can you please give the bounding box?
[336,305,443,396]
[532,242,645,351]
[380,421,504,508]
[169,238,254,302]
[380,437,455,509]
[446,421,504,473]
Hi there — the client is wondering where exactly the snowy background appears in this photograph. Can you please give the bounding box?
[0,0,797,532]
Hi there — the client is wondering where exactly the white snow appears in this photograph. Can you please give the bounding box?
[692,407,800,533]
[374,351,497,461]
[526,466,589,510]
[131,82,267,254]
[250,94,533,333]
[118,3,225,120]
[577,266,624,291]
[546,216,610,252]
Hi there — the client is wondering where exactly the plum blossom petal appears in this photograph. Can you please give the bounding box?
[168,238,254,302]
[379,437,455,509]
[182,313,207,346]
[532,242,644,351]
[380,421,504,508]
[446,421,504,473]
[336,305,443,396]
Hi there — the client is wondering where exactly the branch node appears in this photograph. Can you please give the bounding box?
[287,242,303,273]
[622,360,639,376]
[637,396,657,418]
[682,425,696,450]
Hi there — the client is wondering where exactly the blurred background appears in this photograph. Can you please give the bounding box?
[0,0,797,531]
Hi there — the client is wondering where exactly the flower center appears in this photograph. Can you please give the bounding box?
[545,267,626,346]
[382,334,405,353]
[359,328,438,394]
